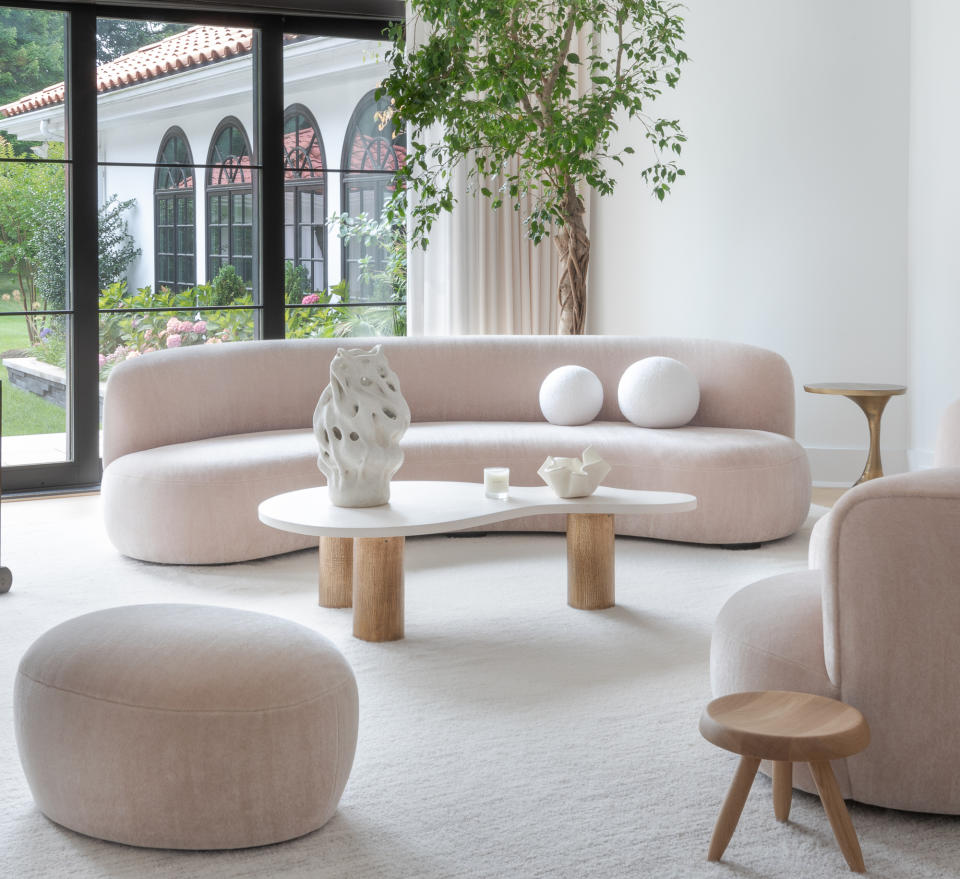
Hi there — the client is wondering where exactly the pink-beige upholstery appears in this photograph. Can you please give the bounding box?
[100,335,811,564]
[14,605,358,849]
[711,400,960,813]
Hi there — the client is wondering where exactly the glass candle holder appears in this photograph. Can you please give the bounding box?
[483,466,510,500]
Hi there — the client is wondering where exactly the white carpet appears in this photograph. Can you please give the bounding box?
[1,496,958,878]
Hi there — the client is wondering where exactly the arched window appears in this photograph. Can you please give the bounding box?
[154,128,195,293]
[206,118,254,285]
[283,105,327,297]
[341,89,406,299]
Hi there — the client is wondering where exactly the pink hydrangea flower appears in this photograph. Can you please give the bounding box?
[144,328,153,339]
[126,350,141,360]
[301,293,320,305]
[98,354,106,368]
[166,316,179,331]
[166,334,182,348]
[178,320,194,334]
[193,320,207,334]
[205,337,223,344]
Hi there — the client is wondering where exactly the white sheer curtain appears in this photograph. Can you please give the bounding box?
[407,160,560,335]
[406,23,592,336]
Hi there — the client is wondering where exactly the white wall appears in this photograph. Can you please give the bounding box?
[589,0,911,484]
[908,0,960,468]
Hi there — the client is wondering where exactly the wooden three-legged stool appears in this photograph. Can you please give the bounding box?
[699,690,870,873]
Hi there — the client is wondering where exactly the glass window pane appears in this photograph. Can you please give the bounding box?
[0,8,67,158]
[178,196,193,226]
[1,6,71,470]
[0,313,70,465]
[284,304,403,340]
[98,305,255,376]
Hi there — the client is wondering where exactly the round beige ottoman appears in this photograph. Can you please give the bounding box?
[14,604,358,850]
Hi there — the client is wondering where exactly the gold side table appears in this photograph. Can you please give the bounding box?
[804,382,906,485]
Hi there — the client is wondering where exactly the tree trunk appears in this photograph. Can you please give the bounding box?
[555,180,590,335]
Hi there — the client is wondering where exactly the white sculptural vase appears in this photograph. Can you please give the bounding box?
[313,345,411,507]
[537,447,611,498]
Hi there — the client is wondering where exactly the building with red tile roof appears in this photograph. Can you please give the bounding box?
[0,25,404,299]
[2,26,255,118]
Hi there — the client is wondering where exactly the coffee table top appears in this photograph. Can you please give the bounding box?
[259,481,698,539]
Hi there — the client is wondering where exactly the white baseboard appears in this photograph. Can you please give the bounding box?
[803,446,909,486]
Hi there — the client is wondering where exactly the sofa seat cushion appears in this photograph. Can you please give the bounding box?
[102,429,324,564]
[400,422,811,545]
[711,571,837,699]
[103,421,810,564]
[808,508,833,568]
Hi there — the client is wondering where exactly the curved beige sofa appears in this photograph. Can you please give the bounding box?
[101,335,811,564]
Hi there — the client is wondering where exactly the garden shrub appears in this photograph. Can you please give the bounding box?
[211,264,247,306]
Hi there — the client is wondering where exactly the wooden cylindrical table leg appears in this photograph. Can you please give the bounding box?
[773,760,792,822]
[352,536,404,642]
[319,537,353,608]
[809,760,866,873]
[566,513,615,610]
[708,755,761,862]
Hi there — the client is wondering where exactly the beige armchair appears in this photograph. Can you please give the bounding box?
[710,399,960,813]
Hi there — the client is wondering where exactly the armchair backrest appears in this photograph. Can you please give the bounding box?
[819,468,960,809]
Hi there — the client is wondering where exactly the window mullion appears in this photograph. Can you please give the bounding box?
[254,24,285,339]
[68,5,102,485]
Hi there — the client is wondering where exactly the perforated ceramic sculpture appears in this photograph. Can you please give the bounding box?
[313,345,411,507]
[618,356,700,428]
[539,365,604,425]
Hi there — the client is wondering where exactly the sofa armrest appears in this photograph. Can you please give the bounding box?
[818,468,960,686]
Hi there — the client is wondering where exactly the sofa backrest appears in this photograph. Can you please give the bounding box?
[102,335,797,466]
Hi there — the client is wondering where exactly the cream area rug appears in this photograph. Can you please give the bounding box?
[1,495,959,879]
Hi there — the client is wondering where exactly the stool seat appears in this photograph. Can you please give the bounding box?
[700,690,870,873]
[699,690,870,762]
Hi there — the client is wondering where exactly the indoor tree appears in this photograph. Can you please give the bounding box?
[381,0,688,334]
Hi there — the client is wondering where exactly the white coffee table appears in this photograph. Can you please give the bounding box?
[259,481,697,642]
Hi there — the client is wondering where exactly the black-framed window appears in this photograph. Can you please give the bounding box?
[341,88,405,299]
[0,3,400,494]
[154,127,195,293]
[283,104,326,296]
[206,117,254,286]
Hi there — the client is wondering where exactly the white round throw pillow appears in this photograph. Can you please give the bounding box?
[539,365,604,426]
[618,356,700,428]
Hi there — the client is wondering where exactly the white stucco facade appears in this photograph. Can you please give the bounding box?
[1,34,390,294]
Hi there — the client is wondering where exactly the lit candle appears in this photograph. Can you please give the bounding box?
[483,466,510,499]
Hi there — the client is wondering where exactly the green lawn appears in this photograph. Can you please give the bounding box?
[0,275,67,436]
